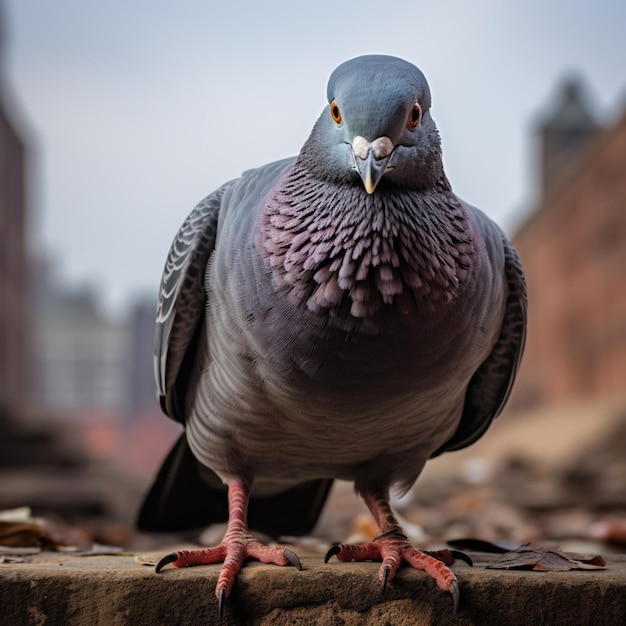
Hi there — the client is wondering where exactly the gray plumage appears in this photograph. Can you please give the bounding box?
[140,54,526,536]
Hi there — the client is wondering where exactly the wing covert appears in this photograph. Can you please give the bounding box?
[432,232,527,456]
[155,184,231,421]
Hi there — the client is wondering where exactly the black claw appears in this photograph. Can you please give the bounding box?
[450,580,460,614]
[217,587,226,622]
[324,545,341,563]
[284,549,303,571]
[155,552,178,573]
[450,550,474,567]
[381,566,390,594]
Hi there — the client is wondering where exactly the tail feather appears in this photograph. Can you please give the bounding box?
[137,433,332,537]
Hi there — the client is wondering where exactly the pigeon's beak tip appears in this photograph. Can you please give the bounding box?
[363,170,377,195]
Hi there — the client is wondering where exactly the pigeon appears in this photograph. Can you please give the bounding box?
[138,54,527,615]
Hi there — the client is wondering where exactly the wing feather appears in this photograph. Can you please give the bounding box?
[432,230,527,455]
[155,184,231,421]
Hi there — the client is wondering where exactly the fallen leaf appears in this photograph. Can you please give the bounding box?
[0,521,47,547]
[0,556,27,564]
[0,546,41,555]
[486,543,606,571]
[135,552,160,566]
[0,508,123,555]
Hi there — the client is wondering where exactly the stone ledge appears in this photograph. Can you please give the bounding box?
[2,552,626,625]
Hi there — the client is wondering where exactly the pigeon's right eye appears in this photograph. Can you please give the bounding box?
[407,102,422,129]
[330,101,342,124]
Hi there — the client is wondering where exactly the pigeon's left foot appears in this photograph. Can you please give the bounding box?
[325,490,461,613]
[155,481,302,617]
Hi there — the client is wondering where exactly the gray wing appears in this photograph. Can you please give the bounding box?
[432,231,527,455]
[155,183,232,421]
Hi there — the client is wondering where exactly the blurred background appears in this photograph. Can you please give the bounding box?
[0,0,625,552]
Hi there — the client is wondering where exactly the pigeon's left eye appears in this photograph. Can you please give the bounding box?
[407,103,422,129]
[330,100,342,124]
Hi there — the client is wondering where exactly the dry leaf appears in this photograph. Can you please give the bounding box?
[0,508,123,555]
[0,546,41,555]
[486,543,606,571]
[135,552,160,566]
[0,556,27,564]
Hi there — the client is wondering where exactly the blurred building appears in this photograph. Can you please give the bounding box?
[538,78,600,197]
[124,297,160,416]
[34,286,129,414]
[0,6,30,413]
[0,5,121,523]
[32,268,159,418]
[510,78,626,409]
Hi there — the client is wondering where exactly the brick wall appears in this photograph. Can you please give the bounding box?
[509,112,626,409]
[0,102,30,411]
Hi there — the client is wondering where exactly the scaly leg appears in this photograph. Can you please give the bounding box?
[325,489,462,613]
[156,481,301,616]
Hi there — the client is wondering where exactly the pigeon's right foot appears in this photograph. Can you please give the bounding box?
[155,481,302,618]
[325,489,462,614]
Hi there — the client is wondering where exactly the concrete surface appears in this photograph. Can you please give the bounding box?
[2,551,626,625]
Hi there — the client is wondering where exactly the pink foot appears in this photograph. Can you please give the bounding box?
[326,532,458,589]
[325,491,463,613]
[155,482,301,617]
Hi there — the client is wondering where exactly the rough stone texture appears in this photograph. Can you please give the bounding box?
[2,552,626,625]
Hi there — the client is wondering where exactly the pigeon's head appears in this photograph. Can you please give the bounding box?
[301,55,444,193]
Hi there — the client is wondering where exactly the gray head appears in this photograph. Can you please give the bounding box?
[300,55,445,193]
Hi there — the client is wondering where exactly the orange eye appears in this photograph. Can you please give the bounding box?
[330,100,342,124]
[408,102,422,129]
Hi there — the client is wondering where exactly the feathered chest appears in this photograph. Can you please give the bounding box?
[256,166,476,321]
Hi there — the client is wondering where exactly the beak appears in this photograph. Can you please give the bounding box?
[351,136,395,195]
[355,151,391,194]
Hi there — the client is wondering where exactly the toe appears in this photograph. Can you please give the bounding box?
[450,580,461,614]
[381,565,391,593]
[155,552,178,573]
[217,587,227,621]
[324,545,341,563]
[450,550,473,567]
[284,549,303,570]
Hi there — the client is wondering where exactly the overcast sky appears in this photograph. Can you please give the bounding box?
[3,0,626,315]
